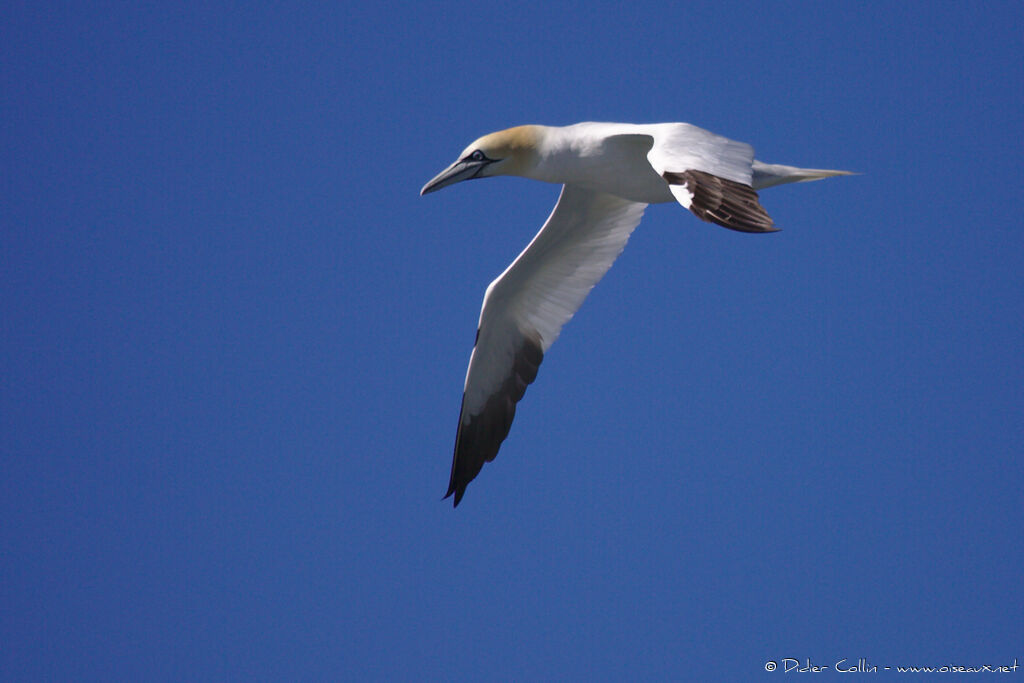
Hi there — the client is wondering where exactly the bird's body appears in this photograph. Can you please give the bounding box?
[422,122,851,506]
[515,124,675,202]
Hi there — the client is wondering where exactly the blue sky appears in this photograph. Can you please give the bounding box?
[2,1,1022,680]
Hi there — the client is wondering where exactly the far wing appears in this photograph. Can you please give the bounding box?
[447,184,647,506]
[645,122,755,185]
[647,123,776,233]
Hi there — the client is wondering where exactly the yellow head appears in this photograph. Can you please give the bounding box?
[420,125,542,195]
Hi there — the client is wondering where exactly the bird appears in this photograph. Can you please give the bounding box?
[421,122,851,506]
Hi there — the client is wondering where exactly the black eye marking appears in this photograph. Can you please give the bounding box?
[469,150,486,162]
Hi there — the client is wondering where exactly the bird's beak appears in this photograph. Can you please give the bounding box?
[420,159,489,196]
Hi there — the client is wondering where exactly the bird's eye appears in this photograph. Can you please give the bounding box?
[469,150,486,162]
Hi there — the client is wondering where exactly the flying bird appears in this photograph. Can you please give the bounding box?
[421,122,851,506]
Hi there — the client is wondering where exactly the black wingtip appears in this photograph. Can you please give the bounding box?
[443,332,543,510]
[443,484,464,508]
[664,169,778,233]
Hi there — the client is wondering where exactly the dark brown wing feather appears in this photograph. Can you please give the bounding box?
[663,169,777,233]
[445,332,544,506]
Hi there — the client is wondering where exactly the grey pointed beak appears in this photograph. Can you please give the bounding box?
[420,159,488,196]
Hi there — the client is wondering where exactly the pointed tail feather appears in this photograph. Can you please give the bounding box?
[751,161,856,190]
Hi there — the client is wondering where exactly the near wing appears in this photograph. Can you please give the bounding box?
[446,184,648,506]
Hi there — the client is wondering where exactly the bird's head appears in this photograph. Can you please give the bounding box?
[420,125,542,195]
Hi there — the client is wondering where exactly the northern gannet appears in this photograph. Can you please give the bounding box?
[422,122,851,506]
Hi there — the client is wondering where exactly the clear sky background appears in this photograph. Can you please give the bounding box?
[3,2,1022,680]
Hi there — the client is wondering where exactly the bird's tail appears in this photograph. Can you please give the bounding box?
[751,161,856,190]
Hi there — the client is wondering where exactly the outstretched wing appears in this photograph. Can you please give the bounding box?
[447,184,647,506]
[646,123,776,233]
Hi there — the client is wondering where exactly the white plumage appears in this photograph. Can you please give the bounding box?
[422,122,851,506]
